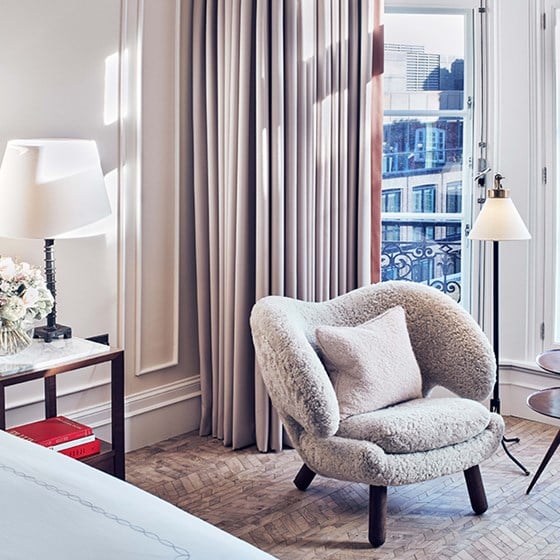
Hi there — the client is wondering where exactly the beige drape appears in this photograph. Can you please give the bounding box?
[185,0,383,451]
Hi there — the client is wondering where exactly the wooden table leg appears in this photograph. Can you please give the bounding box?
[526,428,560,495]
[0,386,5,430]
[111,351,125,480]
[44,377,57,418]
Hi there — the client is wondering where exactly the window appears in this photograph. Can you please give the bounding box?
[445,181,462,238]
[414,127,446,165]
[382,224,401,242]
[381,189,402,242]
[412,185,436,212]
[412,225,435,241]
[381,189,402,212]
[381,7,473,306]
[446,181,462,213]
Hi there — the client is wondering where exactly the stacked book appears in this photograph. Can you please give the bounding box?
[7,416,100,459]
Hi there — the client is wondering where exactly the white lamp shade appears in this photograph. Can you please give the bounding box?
[468,196,531,241]
[0,139,111,239]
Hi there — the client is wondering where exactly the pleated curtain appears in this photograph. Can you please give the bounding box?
[185,0,383,451]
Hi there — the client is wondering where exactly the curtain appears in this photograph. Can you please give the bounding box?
[185,0,383,451]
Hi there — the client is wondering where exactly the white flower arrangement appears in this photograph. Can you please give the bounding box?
[0,256,54,324]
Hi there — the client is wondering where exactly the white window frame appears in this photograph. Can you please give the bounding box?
[382,1,478,311]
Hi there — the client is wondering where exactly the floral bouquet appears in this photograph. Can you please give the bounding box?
[0,256,54,354]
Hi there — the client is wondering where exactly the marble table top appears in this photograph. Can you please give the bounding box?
[0,337,112,376]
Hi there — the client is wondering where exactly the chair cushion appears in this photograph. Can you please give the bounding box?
[337,397,491,453]
[315,306,423,419]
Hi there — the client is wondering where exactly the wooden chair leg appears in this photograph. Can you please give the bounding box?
[464,465,488,515]
[293,463,316,491]
[368,485,387,547]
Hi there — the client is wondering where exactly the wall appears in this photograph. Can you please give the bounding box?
[490,0,558,419]
[0,0,201,451]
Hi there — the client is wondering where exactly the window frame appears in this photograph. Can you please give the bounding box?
[381,2,477,310]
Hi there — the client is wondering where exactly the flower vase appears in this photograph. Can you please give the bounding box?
[0,320,34,356]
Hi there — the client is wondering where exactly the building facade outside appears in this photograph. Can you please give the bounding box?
[382,38,466,302]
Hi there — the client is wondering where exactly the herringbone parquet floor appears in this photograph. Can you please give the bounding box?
[126,416,560,559]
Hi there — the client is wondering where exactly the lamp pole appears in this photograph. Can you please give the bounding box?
[490,239,529,475]
[469,173,531,476]
[33,239,72,343]
[490,240,500,414]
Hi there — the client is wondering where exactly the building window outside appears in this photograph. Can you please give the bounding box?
[382,189,402,212]
[382,224,401,242]
[446,181,462,213]
[381,9,472,305]
[413,225,435,241]
[412,185,436,212]
[414,127,446,166]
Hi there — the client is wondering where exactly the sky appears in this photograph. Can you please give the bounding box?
[384,13,465,58]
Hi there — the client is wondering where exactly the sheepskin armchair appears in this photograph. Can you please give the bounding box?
[250,280,504,547]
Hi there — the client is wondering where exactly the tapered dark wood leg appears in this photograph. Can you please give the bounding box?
[293,464,316,491]
[526,428,560,495]
[464,465,488,515]
[368,485,387,547]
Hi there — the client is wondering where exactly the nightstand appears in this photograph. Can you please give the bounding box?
[0,336,125,479]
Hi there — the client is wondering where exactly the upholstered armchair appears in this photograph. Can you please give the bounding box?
[250,281,504,547]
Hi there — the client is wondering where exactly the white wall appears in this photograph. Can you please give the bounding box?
[0,0,201,451]
[481,0,560,420]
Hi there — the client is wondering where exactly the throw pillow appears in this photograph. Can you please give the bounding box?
[315,306,423,418]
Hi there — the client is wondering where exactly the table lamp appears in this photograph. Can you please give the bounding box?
[469,172,531,474]
[0,139,111,342]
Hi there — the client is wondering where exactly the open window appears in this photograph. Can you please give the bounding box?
[381,7,474,308]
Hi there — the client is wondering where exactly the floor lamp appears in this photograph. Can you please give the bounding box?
[0,139,111,342]
[469,173,531,474]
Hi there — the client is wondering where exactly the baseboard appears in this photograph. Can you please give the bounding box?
[499,364,560,428]
[76,377,201,452]
[5,377,202,452]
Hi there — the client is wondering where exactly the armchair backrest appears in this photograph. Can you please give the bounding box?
[250,281,495,442]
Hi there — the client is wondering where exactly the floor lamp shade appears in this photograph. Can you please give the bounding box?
[0,139,111,239]
[468,177,531,242]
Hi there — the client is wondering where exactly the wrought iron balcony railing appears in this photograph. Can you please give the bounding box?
[381,217,462,302]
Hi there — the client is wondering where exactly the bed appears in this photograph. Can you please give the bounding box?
[0,429,276,559]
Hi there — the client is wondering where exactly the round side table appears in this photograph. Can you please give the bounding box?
[526,349,560,494]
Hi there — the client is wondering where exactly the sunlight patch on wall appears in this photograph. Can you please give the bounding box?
[104,51,128,125]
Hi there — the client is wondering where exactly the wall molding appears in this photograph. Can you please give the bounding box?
[8,376,202,452]
[119,0,183,378]
[134,0,182,376]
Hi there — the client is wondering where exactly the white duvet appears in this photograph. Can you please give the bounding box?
[0,430,276,559]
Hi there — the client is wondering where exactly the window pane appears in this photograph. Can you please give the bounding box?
[383,117,463,179]
[446,180,462,213]
[384,13,465,110]
[381,189,402,212]
[381,11,468,305]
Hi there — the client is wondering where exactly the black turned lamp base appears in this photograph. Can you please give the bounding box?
[34,323,72,343]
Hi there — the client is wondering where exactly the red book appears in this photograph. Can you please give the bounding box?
[59,438,101,459]
[7,416,94,447]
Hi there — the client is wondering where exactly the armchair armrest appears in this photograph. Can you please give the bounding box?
[403,291,495,401]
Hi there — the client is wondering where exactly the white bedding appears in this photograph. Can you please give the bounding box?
[0,430,276,559]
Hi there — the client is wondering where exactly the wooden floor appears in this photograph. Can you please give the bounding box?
[126,417,560,559]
